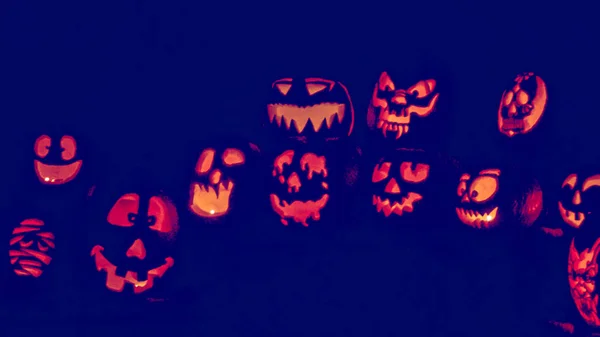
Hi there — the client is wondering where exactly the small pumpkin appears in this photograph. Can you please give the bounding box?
[558,172,600,229]
[8,218,55,278]
[33,134,83,185]
[267,77,355,142]
[498,72,548,137]
[455,167,543,229]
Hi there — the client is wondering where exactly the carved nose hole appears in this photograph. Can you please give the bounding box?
[209,169,222,185]
[384,178,400,194]
[126,239,146,260]
[573,190,582,205]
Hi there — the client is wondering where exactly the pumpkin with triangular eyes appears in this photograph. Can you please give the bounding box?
[455,168,543,229]
[33,134,83,185]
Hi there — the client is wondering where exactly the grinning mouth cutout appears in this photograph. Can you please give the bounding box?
[501,118,525,131]
[267,103,345,134]
[559,201,586,228]
[91,245,174,294]
[34,159,82,185]
[376,119,409,139]
[189,181,234,218]
[455,207,499,229]
[372,194,422,217]
[269,193,329,227]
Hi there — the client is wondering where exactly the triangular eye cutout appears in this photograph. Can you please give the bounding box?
[378,72,395,91]
[275,83,292,96]
[306,83,328,96]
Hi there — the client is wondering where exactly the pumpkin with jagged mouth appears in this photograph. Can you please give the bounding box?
[188,147,246,219]
[371,149,430,218]
[558,173,600,229]
[456,169,502,229]
[91,193,178,294]
[269,149,329,227]
[33,134,83,185]
[9,218,55,278]
[267,77,355,141]
[569,236,600,327]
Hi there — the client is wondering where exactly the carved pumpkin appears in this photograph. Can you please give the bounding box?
[559,173,600,229]
[91,192,178,294]
[568,235,600,327]
[269,149,329,227]
[33,134,83,185]
[498,72,548,137]
[367,71,440,141]
[455,168,543,229]
[189,147,246,219]
[8,218,55,277]
[371,148,431,218]
[267,77,354,141]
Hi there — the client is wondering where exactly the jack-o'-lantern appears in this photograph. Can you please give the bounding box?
[91,192,178,294]
[269,149,329,226]
[455,168,543,229]
[498,72,548,137]
[8,218,55,277]
[189,147,246,218]
[568,236,600,327]
[559,173,600,229]
[267,77,354,141]
[33,134,83,185]
[367,71,440,141]
[371,149,431,218]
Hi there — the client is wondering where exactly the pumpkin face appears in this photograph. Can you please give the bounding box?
[367,71,440,140]
[267,77,354,141]
[91,193,178,294]
[33,134,83,185]
[188,147,246,218]
[371,150,430,217]
[559,173,600,229]
[456,169,502,229]
[9,218,55,277]
[498,72,548,137]
[269,149,329,226]
[568,237,600,327]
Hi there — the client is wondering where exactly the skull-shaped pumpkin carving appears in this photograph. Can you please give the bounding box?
[371,149,430,218]
[189,147,246,218]
[8,218,55,277]
[33,134,83,185]
[269,149,329,226]
[568,236,600,327]
[367,71,440,140]
[267,77,355,141]
[498,72,548,137]
[559,173,600,229]
[91,193,178,294]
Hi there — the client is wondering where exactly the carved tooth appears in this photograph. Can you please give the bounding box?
[293,116,309,134]
[372,195,377,205]
[283,116,293,130]
[403,125,409,133]
[382,127,388,138]
[337,106,345,123]
[311,116,325,132]
[227,181,233,190]
[377,119,384,128]
[395,127,403,139]
[326,114,336,128]
[387,123,394,131]
[275,114,283,127]
[392,124,398,131]
[268,106,275,123]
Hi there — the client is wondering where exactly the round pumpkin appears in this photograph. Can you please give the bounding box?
[498,72,548,138]
[558,171,600,230]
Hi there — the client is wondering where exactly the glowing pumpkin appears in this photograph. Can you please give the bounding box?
[568,235,600,327]
[559,172,600,229]
[33,134,83,185]
[498,72,548,137]
[267,77,355,142]
[8,218,55,278]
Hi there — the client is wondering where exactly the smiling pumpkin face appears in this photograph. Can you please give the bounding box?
[188,147,246,218]
[33,134,82,185]
[558,173,600,229]
[455,169,502,229]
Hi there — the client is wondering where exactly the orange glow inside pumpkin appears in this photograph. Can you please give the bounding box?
[270,150,330,227]
[33,134,82,185]
[189,147,246,218]
[559,174,600,228]
[568,238,600,327]
[498,72,548,137]
[92,193,178,294]
[9,218,55,277]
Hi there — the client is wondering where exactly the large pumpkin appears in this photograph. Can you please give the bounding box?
[455,167,543,229]
[266,77,355,142]
[498,72,548,137]
[90,191,178,294]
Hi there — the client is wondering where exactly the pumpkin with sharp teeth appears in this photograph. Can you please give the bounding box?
[266,77,354,142]
[498,72,548,137]
[455,167,543,229]
[568,232,600,328]
[558,172,600,229]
